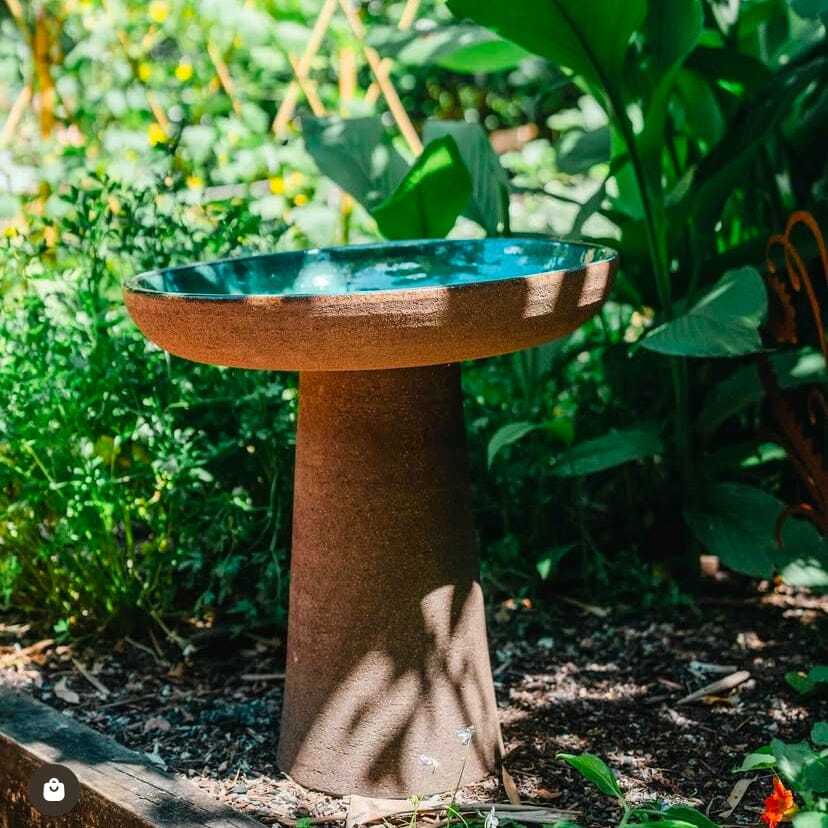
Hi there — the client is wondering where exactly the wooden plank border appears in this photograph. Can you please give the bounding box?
[0,688,266,828]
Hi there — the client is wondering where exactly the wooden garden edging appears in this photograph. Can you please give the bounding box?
[0,687,262,828]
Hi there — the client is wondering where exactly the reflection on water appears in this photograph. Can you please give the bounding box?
[127,238,614,298]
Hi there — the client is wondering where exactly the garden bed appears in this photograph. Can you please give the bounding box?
[1,578,825,827]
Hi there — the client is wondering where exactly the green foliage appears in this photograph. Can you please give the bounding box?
[0,177,294,635]
[550,425,664,477]
[559,751,723,828]
[684,484,828,582]
[302,115,408,211]
[785,666,828,696]
[557,752,624,799]
[371,136,472,239]
[641,268,766,357]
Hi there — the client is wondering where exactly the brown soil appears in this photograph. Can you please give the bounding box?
[1,580,825,827]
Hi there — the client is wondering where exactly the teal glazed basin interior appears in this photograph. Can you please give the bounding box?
[123,237,618,371]
[125,237,617,299]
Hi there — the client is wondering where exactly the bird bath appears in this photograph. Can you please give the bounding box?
[123,237,617,798]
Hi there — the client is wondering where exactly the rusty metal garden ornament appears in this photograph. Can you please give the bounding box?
[761,210,828,536]
[123,237,617,797]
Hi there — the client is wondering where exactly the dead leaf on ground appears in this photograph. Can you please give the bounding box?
[143,716,172,733]
[53,677,80,704]
[502,765,521,805]
[720,776,755,818]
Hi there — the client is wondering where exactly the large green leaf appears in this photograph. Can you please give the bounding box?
[550,424,663,477]
[684,483,779,577]
[794,814,828,828]
[642,267,766,357]
[690,55,828,234]
[370,136,472,240]
[776,519,828,591]
[302,115,408,210]
[638,0,704,189]
[557,753,623,799]
[684,484,828,581]
[696,349,827,440]
[368,24,531,73]
[423,119,509,235]
[447,0,645,99]
[772,738,828,793]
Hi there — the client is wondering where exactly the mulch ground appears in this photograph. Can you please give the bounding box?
[1,577,826,828]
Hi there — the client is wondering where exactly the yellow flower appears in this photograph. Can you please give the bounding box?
[293,193,309,207]
[138,62,151,82]
[287,171,304,190]
[269,176,285,195]
[3,226,18,238]
[175,62,193,82]
[148,122,167,146]
[148,0,169,24]
[186,175,204,189]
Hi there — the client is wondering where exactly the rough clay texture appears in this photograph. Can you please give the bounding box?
[123,260,616,371]
[278,365,503,797]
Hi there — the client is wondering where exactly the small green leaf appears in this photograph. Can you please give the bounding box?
[550,424,663,477]
[662,805,720,828]
[537,544,577,580]
[812,722,828,746]
[371,136,472,240]
[734,746,776,773]
[487,421,538,468]
[557,753,623,799]
[642,267,766,357]
[786,666,828,696]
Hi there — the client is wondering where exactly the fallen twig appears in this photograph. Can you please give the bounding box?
[677,670,750,705]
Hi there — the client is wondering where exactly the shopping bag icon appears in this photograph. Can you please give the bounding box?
[43,778,65,802]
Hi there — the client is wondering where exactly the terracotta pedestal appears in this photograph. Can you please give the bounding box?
[278,365,501,796]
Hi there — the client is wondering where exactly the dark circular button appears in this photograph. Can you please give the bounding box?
[28,763,80,817]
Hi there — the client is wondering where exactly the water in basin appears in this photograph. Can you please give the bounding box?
[127,238,615,299]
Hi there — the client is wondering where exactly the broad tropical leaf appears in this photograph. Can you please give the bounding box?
[642,267,766,357]
[371,136,472,239]
[423,119,509,235]
[550,425,663,477]
[303,115,408,210]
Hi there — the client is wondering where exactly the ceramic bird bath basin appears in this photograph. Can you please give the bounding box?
[123,237,617,798]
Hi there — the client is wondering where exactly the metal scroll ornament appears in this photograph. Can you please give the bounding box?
[760,211,828,536]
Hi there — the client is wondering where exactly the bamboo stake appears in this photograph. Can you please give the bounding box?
[207,40,242,116]
[338,46,357,109]
[0,83,32,146]
[33,5,56,137]
[288,53,326,116]
[337,0,422,155]
[272,0,337,134]
[365,0,419,104]
[102,0,170,134]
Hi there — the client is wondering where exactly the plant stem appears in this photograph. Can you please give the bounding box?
[606,89,691,489]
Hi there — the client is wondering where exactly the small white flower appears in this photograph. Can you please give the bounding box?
[417,754,440,772]
[484,806,499,828]
[456,725,476,745]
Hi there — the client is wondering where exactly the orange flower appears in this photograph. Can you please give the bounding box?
[761,777,797,828]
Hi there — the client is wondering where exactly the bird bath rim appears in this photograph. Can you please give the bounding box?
[123,237,618,303]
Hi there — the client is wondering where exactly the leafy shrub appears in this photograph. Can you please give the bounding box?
[0,177,295,635]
